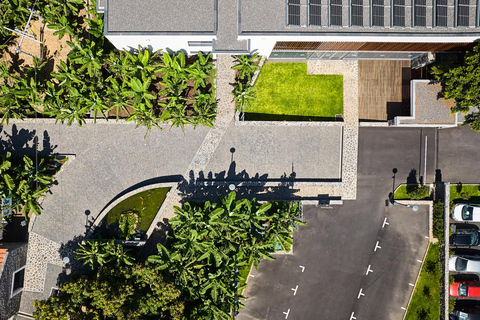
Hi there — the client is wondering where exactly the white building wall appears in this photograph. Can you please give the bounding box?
[106,34,216,54]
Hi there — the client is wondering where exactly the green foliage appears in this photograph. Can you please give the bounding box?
[0,152,54,218]
[406,185,430,200]
[431,44,480,131]
[232,53,261,81]
[118,211,138,240]
[33,264,184,320]
[405,244,441,320]
[75,240,134,269]
[244,63,344,120]
[449,299,456,313]
[432,201,444,241]
[148,192,305,319]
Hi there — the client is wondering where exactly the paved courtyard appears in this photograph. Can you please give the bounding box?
[238,127,434,320]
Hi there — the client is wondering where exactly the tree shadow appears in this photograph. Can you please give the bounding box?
[56,235,91,286]
[405,168,420,194]
[0,124,57,155]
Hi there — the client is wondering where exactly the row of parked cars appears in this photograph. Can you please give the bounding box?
[450,204,480,320]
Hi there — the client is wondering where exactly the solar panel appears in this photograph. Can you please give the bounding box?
[392,0,405,26]
[371,0,384,26]
[351,0,363,26]
[457,0,469,26]
[414,0,427,26]
[436,0,448,26]
[310,0,322,26]
[288,0,301,26]
[330,0,343,26]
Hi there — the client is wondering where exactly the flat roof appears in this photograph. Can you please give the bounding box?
[240,0,480,35]
[106,0,216,33]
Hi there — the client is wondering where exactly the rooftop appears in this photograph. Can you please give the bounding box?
[106,0,216,33]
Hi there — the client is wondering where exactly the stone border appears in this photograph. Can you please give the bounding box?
[444,182,450,320]
[359,121,389,127]
[85,182,178,239]
[234,113,343,127]
[4,118,136,125]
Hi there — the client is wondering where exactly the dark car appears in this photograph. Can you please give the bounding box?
[450,310,480,320]
[451,229,480,247]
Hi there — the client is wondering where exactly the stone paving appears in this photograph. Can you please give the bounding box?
[5,57,362,314]
[23,233,65,292]
[307,60,359,200]
[152,55,238,222]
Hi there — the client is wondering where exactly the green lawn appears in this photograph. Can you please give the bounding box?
[105,187,170,236]
[405,243,441,320]
[450,184,480,203]
[394,185,431,200]
[245,63,343,120]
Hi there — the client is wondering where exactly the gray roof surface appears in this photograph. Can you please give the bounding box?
[240,0,480,34]
[106,0,216,33]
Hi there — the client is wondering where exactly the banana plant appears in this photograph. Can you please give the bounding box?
[67,38,104,78]
[232,53,261,81]
[231,81,256,111]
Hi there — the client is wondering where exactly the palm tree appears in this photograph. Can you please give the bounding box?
[75,240,109,269]
[232,81,256,111]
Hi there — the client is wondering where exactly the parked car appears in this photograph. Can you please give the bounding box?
[452,204,480,222]
[451,310,480,320]
[449,255,480,273]
[450,281,480,298]
[451,229,480,247]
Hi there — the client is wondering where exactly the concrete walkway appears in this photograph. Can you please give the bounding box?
[307,60,359,200]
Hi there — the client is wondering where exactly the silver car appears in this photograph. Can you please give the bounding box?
[449,255,480,273]
[452,204,480,222]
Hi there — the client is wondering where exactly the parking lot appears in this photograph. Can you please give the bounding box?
[238,127,434,320]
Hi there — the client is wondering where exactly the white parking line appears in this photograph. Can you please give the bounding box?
[374,241,381,252]
[292,285,298,296]
[357,288,365,299]
[350,312,357,320]
[382,217,389,228]
[299,265,305,272]
[409,283,415,287]
[401,307,407,310]
[424,236,429,239]
[283,309,290,319]
[248,274,254,278]
[417,260,423,263]
[366,264,373,275]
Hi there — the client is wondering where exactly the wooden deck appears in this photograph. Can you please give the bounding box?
[358,60,411,121]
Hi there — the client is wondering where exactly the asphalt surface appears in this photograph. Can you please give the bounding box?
[238,127,434,320]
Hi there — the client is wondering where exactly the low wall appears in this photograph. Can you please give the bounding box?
[86,182,177,239]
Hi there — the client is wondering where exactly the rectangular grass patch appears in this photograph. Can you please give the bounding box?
[245,62,343,121]
[450,184,480,203]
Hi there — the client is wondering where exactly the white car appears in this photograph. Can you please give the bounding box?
[449,255,480,273]
[452,204,480,222]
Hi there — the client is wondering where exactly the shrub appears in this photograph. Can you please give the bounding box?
[461,191,471,200]
[407,185,430,200]
[118,211,139,240]
[432,201,444,241]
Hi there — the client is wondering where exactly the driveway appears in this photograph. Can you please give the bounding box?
[438,126,480,184]
[238,127,435,320]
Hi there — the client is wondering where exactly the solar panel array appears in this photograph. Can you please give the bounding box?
[413,0,427,26]
[288,0,301,25]
[372,0,384,26]
[286,0,476,28]
[457,0,469,26]
[351,0,364,26]
[392,0,406,26]
[310,0,322,25]
[330,0,343,25]
[436,0,448,26]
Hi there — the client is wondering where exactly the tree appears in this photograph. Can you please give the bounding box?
[232,53,261,81]
[0,152,54,218]
[33,264,184,320]
[431,44,480,131]
[148,192,305,319]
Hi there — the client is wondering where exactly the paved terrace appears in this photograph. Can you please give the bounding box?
[0,57,361,314]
